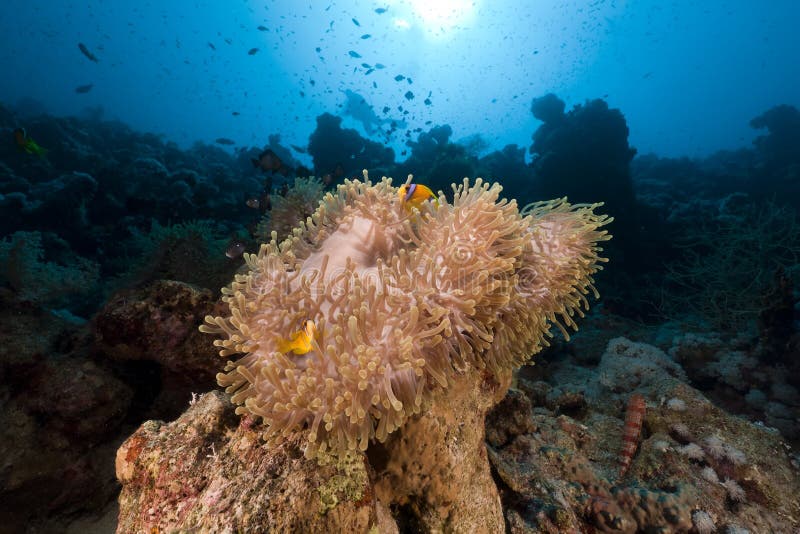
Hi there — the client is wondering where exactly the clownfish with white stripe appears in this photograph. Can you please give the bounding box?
[398,176,439,213]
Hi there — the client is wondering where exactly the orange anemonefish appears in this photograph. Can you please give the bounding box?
[13,128,46,156]
[398,182,439,213]
[276,320,319,355]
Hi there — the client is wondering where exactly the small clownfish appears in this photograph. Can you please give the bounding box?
[398,181,439,213]
[13,128,46,156]
[276,320,318,355]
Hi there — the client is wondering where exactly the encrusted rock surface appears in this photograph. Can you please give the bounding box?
[116,391,389,533]
[115,334,800,533]
[92,279,220,380]
[92,279,222,419]
[486,337,800,533]
[0,288,131,532]
[116,364,510,533]
[371,368,511,533]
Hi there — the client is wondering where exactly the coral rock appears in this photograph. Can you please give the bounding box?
[371,366,512,533]
[92,279,221,387]
[116,365,511,532]
[115,391,391,533]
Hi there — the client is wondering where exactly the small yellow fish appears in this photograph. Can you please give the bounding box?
[398,182,439,212]
[276,320,318,355]
[13,128,46,156]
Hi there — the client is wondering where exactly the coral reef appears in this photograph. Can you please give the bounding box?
[91,280,223,420]
[115,391,389,533]
[0,106,255,321]
[115,363,510,533]
[0,288,130,532]
[528,95,637,248]
[255,176,326,243]
[116,219,239,292]
[3,97,800,533]
[307,113,395,177]
[476,143,534,202]
[397,124,478,194]
[0,230,99,312]
[0,279,232,530]
[670,330,800,443]
[750,104,800,170]
[530,93,566,125]
[662,198,800,330]
[486,336,800,533]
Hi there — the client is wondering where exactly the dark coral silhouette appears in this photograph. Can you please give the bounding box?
[307,112,394,178]
[396,124,477,195]
[528,95,639,263]
[750,104,800,169]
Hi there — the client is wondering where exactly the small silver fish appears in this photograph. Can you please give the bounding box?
[225,241,246,259]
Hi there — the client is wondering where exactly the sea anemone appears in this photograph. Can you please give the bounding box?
[670,422,692,442]
[201,172,611,457]
[703,435,727,460]
[700,466,719,484]
[691,509,716,534]
[678,443,705,460]
[722,478,747,503]
[666,397,687,411]
[702,434,747,465]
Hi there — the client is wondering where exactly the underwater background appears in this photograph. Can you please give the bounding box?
[1,1,799,533]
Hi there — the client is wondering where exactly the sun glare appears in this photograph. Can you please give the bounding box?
[408,0,476,34]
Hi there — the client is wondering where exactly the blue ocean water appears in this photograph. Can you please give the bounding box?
[1,0,797,159]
